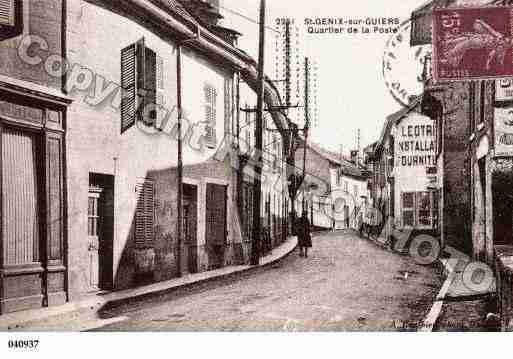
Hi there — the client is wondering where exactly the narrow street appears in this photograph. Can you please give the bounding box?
[91,231,442,331]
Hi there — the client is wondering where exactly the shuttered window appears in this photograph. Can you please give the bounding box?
[135,179,155,243]
[121,39,162,133]
[121,43,137,133]
[2,127,40,266]
[143,46,157,126]
[204,83,217,148]
[0,0,15,27]
[156,55,165,125]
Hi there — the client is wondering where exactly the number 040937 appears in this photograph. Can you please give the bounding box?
[8,339,39,350]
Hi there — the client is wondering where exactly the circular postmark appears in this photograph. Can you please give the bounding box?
[382,20,432,107]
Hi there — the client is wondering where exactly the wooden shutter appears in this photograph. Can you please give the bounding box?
[121,43,137,133]
[143,47,157,126]
[206,183,226,245]
[135,179,154,243]
[0,0,15,27]
[156,55,165,126]
[2,127,40,265]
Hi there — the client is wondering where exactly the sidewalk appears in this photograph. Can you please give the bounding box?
[361,230,497,331]
[0,236,298,331]
[421,257,496,332]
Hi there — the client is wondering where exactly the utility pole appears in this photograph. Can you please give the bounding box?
[357,128,361,166]
[284,21,291,108]
[301,57,310,215]
[251,0,266,266]
[176,45,183,277]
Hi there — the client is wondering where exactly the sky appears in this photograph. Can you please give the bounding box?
[220,0,430,154]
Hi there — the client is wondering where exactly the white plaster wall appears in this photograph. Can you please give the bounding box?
[66,0,234,292]
[392,112,436,229]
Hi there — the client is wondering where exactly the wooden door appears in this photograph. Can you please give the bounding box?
[87,187,102,290]
[205,183,227,269]
[184,198,198,273]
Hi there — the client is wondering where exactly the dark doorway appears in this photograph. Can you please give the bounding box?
[492,169,513,246]
[205,183,227,270]
[88,173,114,291]
[183,183,198,274]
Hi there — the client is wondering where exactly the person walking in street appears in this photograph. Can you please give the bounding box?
[298,211,312,257]
[358,204,365,237]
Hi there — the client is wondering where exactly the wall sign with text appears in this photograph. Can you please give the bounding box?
[494,107,513,157]
[496,78,513,102]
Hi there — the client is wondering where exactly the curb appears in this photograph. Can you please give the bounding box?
[418,259,454,332]
[1,237,298,331]
[102,237,298,312]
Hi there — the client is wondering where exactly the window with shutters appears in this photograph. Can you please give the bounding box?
[121,38,163,133]
[135,179,155,244]
[204,83,217,148]
[0,0,21,37]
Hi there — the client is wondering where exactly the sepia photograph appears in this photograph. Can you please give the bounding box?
[0,0,512,356]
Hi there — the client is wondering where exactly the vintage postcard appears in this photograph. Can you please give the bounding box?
[0,0,512,356]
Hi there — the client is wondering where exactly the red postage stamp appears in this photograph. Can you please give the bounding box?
[433,6,513,81]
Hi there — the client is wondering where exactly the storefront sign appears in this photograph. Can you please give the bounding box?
[496,78,513,102]
[396,117,436,167]
[0,100,43,124]
[494,107,513,157]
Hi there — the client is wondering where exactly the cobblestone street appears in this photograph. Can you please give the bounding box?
[90,231,442,331]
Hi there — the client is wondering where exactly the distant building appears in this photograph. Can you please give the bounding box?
[369,98,437,242]
[296,142,370,231]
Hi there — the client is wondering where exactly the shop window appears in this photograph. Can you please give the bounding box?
[135,179,155,243]
[2,127,41,265]
[402,192,415,227]
[417,191,432,227]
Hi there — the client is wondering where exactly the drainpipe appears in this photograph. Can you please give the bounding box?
[176,44,183,277]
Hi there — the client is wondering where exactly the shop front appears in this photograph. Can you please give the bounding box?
[0,85,70,314]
